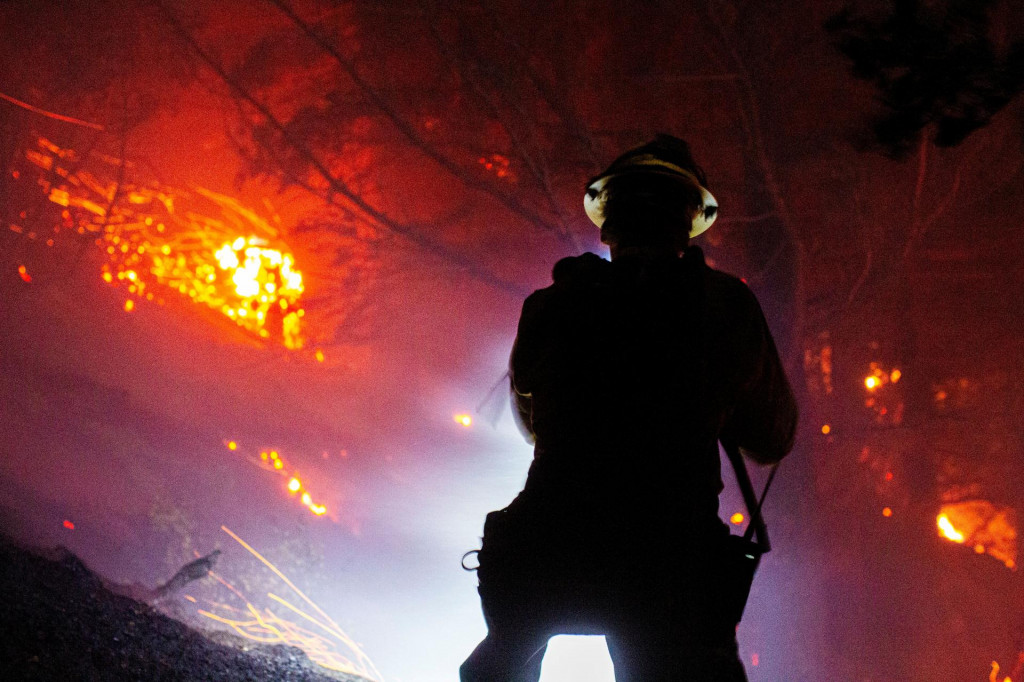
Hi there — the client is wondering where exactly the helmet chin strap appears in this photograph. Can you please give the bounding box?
[584,172,718,239]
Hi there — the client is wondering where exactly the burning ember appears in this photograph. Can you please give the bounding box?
[936,501,1017,569]
[226,440,329,517]
[194,526,381,680]
[19,137,307,348]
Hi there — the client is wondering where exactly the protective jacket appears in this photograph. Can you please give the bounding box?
[488,246,796,628]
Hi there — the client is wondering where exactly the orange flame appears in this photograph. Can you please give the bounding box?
[937,502,1017,569]
[24,137,307,348]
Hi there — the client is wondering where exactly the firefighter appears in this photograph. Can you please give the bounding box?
[461,134,797,682]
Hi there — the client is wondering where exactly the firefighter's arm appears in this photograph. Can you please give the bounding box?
[722,288,798,464]
[508,291,546,444]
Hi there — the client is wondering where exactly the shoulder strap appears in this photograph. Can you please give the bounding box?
[721,440,777,552]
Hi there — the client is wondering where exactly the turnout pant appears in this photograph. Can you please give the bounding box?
[460,586,749,682]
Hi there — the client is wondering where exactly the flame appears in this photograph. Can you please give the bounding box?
[23,138,307,348]
[937,502,1017,569]
[937,514,965,543]
[991,661,1011,682]
[193,527,382,680]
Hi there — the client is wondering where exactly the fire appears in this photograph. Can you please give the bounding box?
[232,441,330,518]
[937,514,965,542]
[22,137,308,348]
[194,526,382,680]
[991,661,1011,682]
[937,501,1017,569]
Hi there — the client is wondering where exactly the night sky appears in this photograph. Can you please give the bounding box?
[2,1,1023,680]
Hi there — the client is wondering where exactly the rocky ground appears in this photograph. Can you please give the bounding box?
[0,534,370,681]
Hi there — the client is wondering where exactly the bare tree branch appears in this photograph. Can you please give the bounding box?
[262,0,573,246]
[149,0,529,297]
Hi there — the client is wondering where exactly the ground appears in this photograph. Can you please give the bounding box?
[0,534,370,682]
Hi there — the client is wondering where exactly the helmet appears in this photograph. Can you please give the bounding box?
[584,134,718,238]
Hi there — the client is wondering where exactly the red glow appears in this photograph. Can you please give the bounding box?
[18,265,31,282]
[62,519,75,530]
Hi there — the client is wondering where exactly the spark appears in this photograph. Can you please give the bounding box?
[18,265,32,282]
[228,442,329,518]
[454,413,473,427]
[865,376,879,390]
[62,519,75,530]
[730,513,745,525]
[206,527,384,680]
[882,507,893,517]
[820,424,831,435]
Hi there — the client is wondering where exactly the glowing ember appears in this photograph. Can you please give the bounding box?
[821,424,831,434]
[882,507,893,517]
[22,137,307,348]
[937,514,965,543]
[937,501,1017,569]
[991,661,1011,682]
[18,264,32,282]
[865,376,879,390]
[454,413,473,427]
[730,512,745,525]
[62,519,75,530]
[229,441,330,518]
[195,527,382,680]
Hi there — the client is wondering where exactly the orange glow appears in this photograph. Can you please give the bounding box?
[288,478,301,492]
[730,513,745,525]
[454,413,473,427]
[123,299,135,312]
[882,507,893,517]
[890,369,902,383]
[937,514,965,543]
[938,501,1017,569]
[227,441,237,451]
[865,376,879,390]
[990,661,1012,682]
[820,424,831,435]
[314,349,325,363]
[18,265,31,282]
[25,138,307,348]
